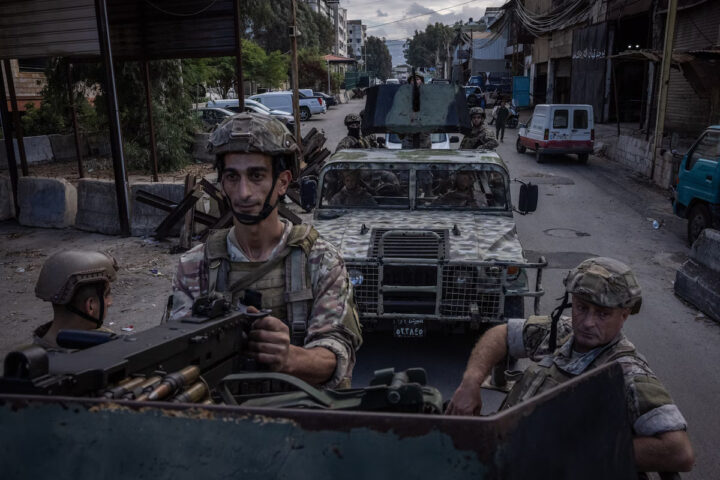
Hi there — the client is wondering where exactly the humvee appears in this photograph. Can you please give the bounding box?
[312,149,546,338]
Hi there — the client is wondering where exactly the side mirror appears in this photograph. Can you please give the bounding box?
[517,182,538,214]
[449,136,460,143]
[299,177,318,212]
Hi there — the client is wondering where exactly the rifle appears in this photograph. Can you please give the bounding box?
[0,299,262,402]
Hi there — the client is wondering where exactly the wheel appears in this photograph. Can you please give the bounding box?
[503,296,525,319]
[299,107,311,121]
[516,137,526,154]
[535,148,545,164]
[578,153,589,164]
[687,203,711,245]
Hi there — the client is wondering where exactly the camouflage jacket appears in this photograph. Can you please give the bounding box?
[506,316,687,436]
[460,125,498,150]
[170,220,363,388]
[335,135,373,152]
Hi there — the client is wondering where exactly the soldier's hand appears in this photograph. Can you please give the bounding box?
[247,315,291,371]
[445,379,483,416]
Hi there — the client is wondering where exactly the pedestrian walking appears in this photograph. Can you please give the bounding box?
[495,101,510,142]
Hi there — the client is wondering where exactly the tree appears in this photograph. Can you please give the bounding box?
[404,23,454,74]
[365,37,392,80]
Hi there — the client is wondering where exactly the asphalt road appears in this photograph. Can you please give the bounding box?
[310,98,720,479]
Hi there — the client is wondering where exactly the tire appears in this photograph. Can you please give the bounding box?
[516,137,526,154]
[578,153,589,164]
[299,107,311,121]
[687,203,711,245]
[535,148,545,164]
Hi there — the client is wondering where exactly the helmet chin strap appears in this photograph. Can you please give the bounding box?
[224,174,280,226]
[65,284,106,328]
[549,291,571,351]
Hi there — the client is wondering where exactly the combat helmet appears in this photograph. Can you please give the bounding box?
[35,250,118,326]
[564,257,642,314]
[344,113,361,127]
[469,107,485,117]
[208,112,300,178]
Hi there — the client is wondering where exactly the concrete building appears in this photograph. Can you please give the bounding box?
[481,7,503,28]
[2,58,46,112]
[331,4,348,57]
[303,0,332,18]
[347,20,367,63]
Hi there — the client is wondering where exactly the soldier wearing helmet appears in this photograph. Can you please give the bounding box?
[335,113,376,152]
[170,113,362,389]
[33,250,118,350]
[448,257,695,475]
[460,107,498,150]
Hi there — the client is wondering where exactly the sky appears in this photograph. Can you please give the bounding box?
[341,0,501,66]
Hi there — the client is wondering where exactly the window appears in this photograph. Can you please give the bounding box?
[415,169,506,209]
[552,109,569,128]
[17,58,49,72]
[686,131,720,170]
[321,168,409,208]
[573,109,588,129]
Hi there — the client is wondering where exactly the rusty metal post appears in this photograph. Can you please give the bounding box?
[233,0,245,106]
[142,60,159,182]
[0,62,19,217]
[290,0,303,154]
[66,63,85,179]
[3,59,28,176]
[95,0,131,236]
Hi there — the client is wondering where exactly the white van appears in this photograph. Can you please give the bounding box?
[516,104,594,163]
[249,92,322,121]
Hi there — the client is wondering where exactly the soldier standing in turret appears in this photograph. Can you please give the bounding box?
[170,113,362,389]
[460,107,498,150]
[335,113,375,152]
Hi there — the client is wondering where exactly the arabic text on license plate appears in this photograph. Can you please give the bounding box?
[394,319,425,338]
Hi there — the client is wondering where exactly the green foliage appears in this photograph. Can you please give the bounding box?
[365,37,392,80]
[298,49,329,91]
[404,23,455,70]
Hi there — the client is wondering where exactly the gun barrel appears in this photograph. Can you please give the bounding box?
[147,366,200,401]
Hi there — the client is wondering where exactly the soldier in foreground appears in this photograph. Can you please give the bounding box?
[447,257,695,475]
[170,113,362,388]
[460,107,498,150]
[33,250,118,351]
[335,113,375,152]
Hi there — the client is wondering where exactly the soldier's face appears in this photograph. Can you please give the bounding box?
[571,295,629,352]
[471,115,483,127]
[456,172,473,190]
[221,152,290,216]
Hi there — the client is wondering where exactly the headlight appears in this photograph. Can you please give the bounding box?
[348,269,364,286]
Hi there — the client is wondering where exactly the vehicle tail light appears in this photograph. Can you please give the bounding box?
[544,129,549,140]
[507,266,519,276]
[318,98,323,105]
[591,128,595,141]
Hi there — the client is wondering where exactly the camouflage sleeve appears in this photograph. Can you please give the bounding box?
[459,135,478,150]
[335,136,357,153]
[304,237,363,388]
[617,357,688,436]
[480,128,499,150]
[169,244,206,321]
[508,315,573,361]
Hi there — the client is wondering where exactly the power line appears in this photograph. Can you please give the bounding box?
[366,0,483,29]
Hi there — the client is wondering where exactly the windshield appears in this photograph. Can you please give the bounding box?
[319,164,508,211]
[387,133,447,144]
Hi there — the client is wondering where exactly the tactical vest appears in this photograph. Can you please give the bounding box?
[503,316,643,409]
[204,224,319,346]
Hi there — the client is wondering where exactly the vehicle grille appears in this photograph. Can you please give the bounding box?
[369,229,449,259]
[441,265,502,317]
[348,263,379,314]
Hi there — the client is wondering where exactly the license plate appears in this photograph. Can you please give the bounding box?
[393,319,425,338]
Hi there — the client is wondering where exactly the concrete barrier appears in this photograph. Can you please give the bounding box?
[130,182,186,237]
[675,228,720,322]
[0,136,54,169]
[48,134,89,162]
[17,177,77,228]
[0,175,15,220]
[74,179,121,235]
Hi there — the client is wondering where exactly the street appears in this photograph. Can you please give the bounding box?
[309,98,720,479]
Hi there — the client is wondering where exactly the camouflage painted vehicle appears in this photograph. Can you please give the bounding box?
[312,148,546,337]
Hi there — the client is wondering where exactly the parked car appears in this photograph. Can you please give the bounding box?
[248,92,321,121]
[671,125,720,244]
[384,133,459,150]
[207,98,294,128]
[466,75,486,88]
[298,91,327,115]
[315,92,337,107]
[385,78,400,85]
[516,104,594,164]
[194,106,235,130]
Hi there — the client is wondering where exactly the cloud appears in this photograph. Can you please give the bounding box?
[406,3,434,16]
[376,9,388,17]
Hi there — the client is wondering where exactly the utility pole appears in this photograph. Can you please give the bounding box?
[233,0,245,106]
[290,0,303,154]
[651,0,678,181]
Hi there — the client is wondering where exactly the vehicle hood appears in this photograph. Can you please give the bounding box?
[314,210,525,262]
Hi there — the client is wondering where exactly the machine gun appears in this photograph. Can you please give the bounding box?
[0,298,263,402]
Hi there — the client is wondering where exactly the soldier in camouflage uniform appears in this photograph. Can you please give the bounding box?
[460,107,498,150]
[335,113,375,152]
[170,113,362,389]
[33,250,118,351]
[447,257,695,475]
